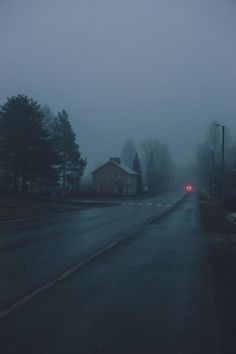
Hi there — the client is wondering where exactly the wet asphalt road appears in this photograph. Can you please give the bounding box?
[0,191,183,312]
[0,195,220,354]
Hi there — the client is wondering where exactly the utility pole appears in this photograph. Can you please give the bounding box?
[208,148,214,197]
[62,122,66,202]
[221,125,225,182]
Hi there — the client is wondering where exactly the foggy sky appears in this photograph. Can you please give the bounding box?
[1,0,236,172]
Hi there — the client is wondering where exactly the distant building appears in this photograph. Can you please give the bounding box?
[92,157,137,196]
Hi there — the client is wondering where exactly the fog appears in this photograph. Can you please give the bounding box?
[1,0,236,172]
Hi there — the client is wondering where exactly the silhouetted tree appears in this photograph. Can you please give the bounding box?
[141,138,174,191]
[51,110,86,196]
[141,139,160,186]
[159,144,175,188]
[132,153,144,194]
[196,121,229,187]
[121,139,136,168]
[146,150,157,191]
[41,104,55,132]
[0,95,58,193]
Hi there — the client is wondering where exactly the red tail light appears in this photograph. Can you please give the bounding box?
[185,184,193,192]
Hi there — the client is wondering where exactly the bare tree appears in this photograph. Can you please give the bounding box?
[121,139,136,168]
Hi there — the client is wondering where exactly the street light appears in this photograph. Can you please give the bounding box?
[215,123,225,181]
[215,123,225,206]
[208,148,214,197]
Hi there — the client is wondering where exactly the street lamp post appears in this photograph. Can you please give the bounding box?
[216,123,225,206]
[208,148,214,197]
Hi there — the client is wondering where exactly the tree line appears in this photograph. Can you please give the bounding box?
[0,94,86,196]
[196,120,236,192]
[121,138,175,193]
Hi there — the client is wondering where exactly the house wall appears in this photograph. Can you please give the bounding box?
[92,162,137,196]
[127,175,137,196]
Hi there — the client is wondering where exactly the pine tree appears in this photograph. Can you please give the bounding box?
[0,95,58,194]
[52,110,86,197]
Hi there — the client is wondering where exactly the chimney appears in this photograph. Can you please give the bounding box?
[110,157,121,164]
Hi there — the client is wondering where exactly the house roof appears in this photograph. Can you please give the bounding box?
[92,160,137,175]
[112,161,137,175]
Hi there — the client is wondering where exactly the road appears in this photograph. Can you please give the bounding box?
[0,191,183,312]
[0,192,221,353]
